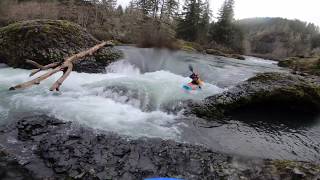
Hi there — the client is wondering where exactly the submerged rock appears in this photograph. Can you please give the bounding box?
[102,85,153,111]
[0,115,319,179]
[0,20,123,73]
[188,72,320,120]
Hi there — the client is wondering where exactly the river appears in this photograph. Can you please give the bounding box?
[0,46,319,162]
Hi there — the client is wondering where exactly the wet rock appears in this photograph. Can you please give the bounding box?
[206,49,226,56]
[0,20,123,73]
[160,100,187,114]
[0,115,320,179]
[206,49,246,60]
[102,85,152,111]
[16,115,66,141]
[230,54,246,60]
[188,72,320,119]
[0,150,36,179]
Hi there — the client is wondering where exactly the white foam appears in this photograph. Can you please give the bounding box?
[0,65,223,140]
[106,60,141,75]
[0,105,8,123]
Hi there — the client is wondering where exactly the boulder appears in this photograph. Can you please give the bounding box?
[0,150,34,179]
[0,20,123,73]
[278,56,320,75]
[206,49,245,60]
[230,54,246,60]
[206,49,226,56]
[188,72,320,119]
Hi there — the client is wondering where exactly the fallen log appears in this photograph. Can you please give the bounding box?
[9,41,107,91]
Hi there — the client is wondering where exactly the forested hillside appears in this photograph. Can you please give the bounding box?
[238,17,320,59]
[0,0,244,52]
[0,0,211,49]
[0,0,319,58]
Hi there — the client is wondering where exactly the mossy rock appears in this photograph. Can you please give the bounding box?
[278,59,292,67]
[177,40,203,52]
[278,56,320,75]
[206,49,246,60]
[180,45,197,52]
[229,54,245,60]
[188,72,320,120]
[269,160,320,179]
[206,49,226,56]
[0,20,123,73]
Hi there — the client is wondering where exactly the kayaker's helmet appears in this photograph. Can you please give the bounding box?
[190,73,200,80]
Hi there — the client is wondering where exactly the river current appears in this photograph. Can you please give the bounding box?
[0,46,319,162]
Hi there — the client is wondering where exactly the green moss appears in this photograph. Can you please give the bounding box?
[177,40,203,52]
[272,159,320,172]
[272,160,299,170]
[181,45,197,52]
[0,19,122,72]
[278,56,320,75]
[0,22,21,34]
[248,73,281,82]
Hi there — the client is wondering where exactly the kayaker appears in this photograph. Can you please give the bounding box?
[189,72,202,88]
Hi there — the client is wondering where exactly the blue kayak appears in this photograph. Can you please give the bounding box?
[182,83,200,91]
[144,178,184,180]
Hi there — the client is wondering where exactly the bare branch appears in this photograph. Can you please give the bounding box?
[9,66,61,90]
[9,41,107,91]
[26,59,44,69]
[65,41,107,63]
[50,62,73,91]
[29,62,60,77]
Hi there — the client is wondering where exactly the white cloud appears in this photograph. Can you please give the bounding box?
[117,0,320,26]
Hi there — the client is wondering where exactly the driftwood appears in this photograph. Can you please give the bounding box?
[9,41,107,91]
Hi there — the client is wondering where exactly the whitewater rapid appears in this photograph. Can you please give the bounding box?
[0,60,223,139]
[0,46,285,140]
[3,47,320,162]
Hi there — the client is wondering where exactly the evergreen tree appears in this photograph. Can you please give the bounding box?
[116,5,124,16]
[312,34,320,49]
[101,0,117,10]
[125,0,137,13]
[209,0,244,52]
[162,0,178,20]
[136,0,154,16]
[151,0,160,18]
[176,0,202,41]
[197,0,211,43]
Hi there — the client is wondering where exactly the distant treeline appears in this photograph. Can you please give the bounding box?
[238,17,320,58]
[0,0,319,57]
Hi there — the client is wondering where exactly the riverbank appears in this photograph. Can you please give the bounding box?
[278,56,320,76]
[1,115,319,179]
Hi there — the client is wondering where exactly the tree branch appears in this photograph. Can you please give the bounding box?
[27,61,60,77]
[9,41,107,91]
[50,62,73,91]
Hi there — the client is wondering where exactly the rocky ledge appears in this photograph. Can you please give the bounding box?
[0,115,319,179]
[187,72,320,120]
[0,20,123,73]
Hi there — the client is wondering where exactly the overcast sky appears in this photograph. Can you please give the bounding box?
[117,0,320,26]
